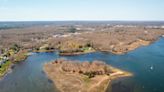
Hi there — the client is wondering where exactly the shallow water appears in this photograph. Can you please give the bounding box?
[0,38,164,92]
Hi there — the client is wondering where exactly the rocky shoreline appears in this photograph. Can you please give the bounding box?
[44,59,132,92]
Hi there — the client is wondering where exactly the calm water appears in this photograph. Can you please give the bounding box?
[0,38,164,92]
[0,52,59,92]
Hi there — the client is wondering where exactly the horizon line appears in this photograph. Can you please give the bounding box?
[1,20,164,22]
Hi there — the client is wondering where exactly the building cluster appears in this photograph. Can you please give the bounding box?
[0,50,9,66]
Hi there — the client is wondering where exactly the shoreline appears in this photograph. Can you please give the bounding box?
[110,39,152,55]
[59,50,96,56]
[0,51,29,78]
[0,63,13,80]
[0,38,155,79]
[0,37,158,79]
[58,39,153,56]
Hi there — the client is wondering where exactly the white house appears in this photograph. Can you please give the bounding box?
[161,26,164,29]
[0,59,5,65]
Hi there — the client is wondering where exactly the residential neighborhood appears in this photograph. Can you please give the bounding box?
[0,44,28,77]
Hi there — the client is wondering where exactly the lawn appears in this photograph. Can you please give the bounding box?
[0,60,11,77]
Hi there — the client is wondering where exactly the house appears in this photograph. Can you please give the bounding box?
[3,56,9,60]
[8,49,15,56]
[0,56,9,66]
[161,26,164,29]
[0,59,5,65]
[39,44,49,50]
[162,35,164,37]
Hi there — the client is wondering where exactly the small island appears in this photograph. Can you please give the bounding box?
[44,59,132,92]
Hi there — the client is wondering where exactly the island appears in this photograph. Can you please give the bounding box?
[44,59,132,92]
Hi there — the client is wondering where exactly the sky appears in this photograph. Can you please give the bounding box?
[0,0,164,21]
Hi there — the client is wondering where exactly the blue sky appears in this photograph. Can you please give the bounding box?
[0,0,164,21]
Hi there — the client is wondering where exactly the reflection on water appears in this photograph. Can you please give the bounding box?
[0,38,164,92]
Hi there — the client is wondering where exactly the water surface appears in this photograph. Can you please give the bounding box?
[0,52,59,92]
